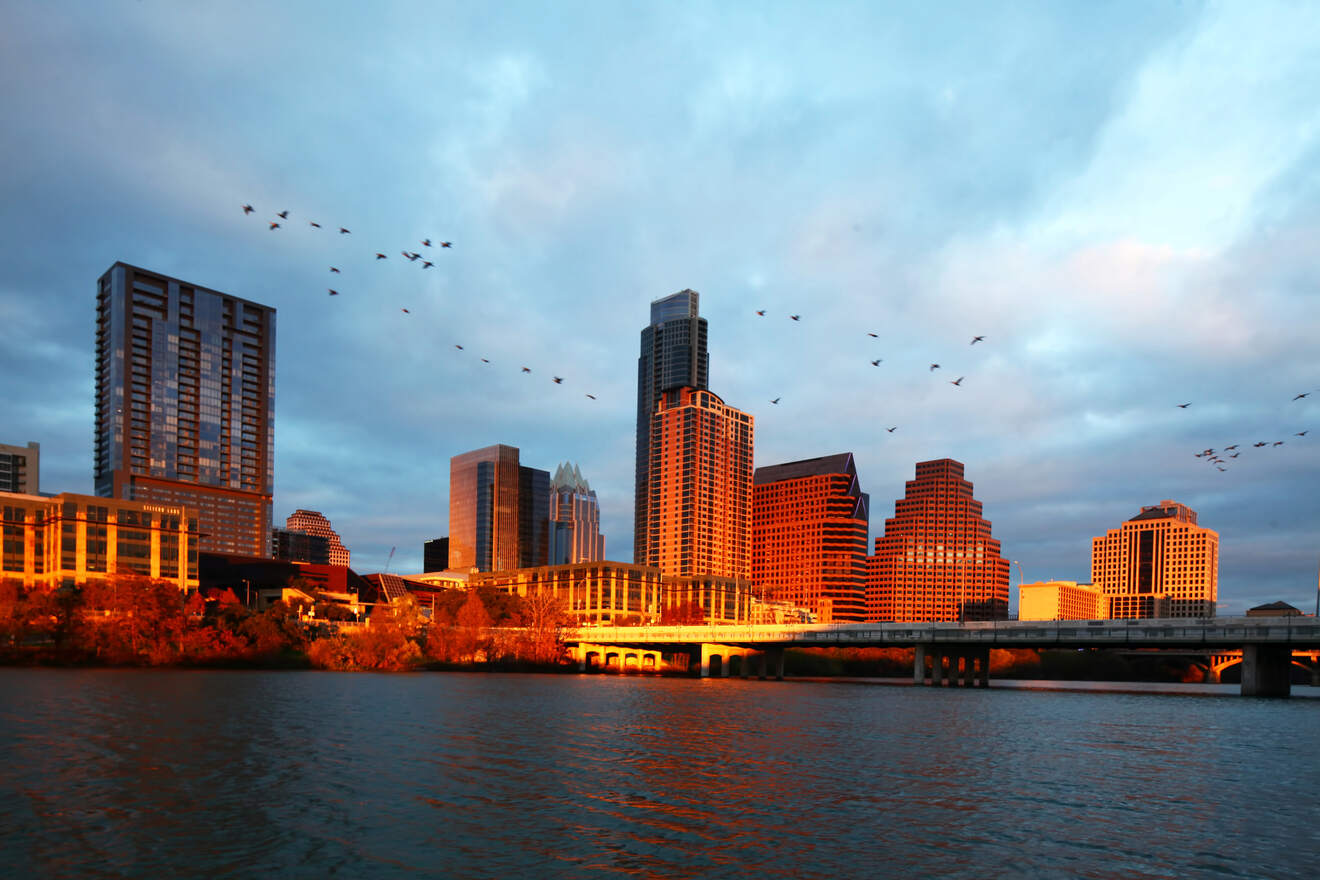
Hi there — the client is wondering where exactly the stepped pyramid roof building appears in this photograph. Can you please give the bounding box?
[283,509,350,567]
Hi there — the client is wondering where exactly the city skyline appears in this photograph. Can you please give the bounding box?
[2,3,1318,612]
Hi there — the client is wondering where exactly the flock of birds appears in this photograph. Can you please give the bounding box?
[244,200,1311,476]
[241,203,601,399]
[1182,391,1313,473]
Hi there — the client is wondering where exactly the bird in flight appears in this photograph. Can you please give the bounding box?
[521,367,531,373]
[585,394,596,400]
[770,398,780,404]
[789,315,800,321]
[480,358,489,363]
[553,377,564,384]
[422,261,433,269]
[1294,393,1310,400]
[886,426,897,433]
[1254,441,1268,447]
[950,376,964,386]
[440,241,452,248]
[1177,403,1191,409]
[868,332,879,338]
[309,221,321,228]
[277,210,289,219]
[330,267,340,273]
[1224,444,1238,450]
[1273,441,1285,446]
[242,204,254,214]
[455,344,464,350]
[328,289,339,296]
[375,253,387,260]
[755,310,766,316]
[269,222,280,230]
[970,336,985,345]
[930,364,940,371]
[1298,431,1309,437]
[421,239,432,247]
[339,227,351,234]
[1217,466,1226,472]
[871,359,882,366]
[401,308,410,314]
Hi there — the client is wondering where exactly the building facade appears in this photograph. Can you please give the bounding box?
[94,262,275,557]
[448,444,549,572]
[0,442,40,494]
[1091,500,1218,619]
[468,562,759,625]
[752,452,869,622]
[423,537,449,573]
[644,386,753,580]
[1017,580,1104,621]
[548,462,605,565]
[1,490,198,591]
[285,509,350,567]
[635,290,709,565]
[271,527,330,565]
[866,459,1010,622]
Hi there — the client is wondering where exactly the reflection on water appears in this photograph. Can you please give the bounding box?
[2,670,1318,879]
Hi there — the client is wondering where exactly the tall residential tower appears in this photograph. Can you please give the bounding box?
[635,290,708,564]
[95,263,275,557]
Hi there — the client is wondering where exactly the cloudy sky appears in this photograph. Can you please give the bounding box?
[2,1,1317,613]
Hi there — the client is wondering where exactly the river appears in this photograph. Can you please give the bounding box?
[1,669,1317,879]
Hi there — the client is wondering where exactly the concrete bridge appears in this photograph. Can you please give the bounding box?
[565,617,1320,697]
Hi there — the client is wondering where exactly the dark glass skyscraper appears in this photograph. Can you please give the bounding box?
[449,444,549,572]
[95,262,275,557]
[634,289,708,564]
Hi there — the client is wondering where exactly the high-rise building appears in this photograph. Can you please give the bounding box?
[548,462,605,565]
[423,537,449,572]
[285,509,350,567]
[0,442,39,494]
[866,459,1010,622]
[1091,500,1218,619]
[94,262,275,557]
[752,453,869,622]
[448,444,549,572]
[644,387,753,579]
[1,489,198,592]
[635,290,708,564]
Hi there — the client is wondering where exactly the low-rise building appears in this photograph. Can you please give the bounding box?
[1,490,198,591]
[1018,580,1104,621]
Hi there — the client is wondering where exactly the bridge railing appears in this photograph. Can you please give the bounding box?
[565,617,1320,648]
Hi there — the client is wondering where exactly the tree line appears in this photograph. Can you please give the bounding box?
[0,576,573,672]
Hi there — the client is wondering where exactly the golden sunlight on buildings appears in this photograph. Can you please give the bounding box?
[1017,580,1103,621]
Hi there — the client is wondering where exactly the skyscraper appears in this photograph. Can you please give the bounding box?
[95,263,275,557]
[0,442,39,494]
[645,387,753,579]
[448,444,549,572]
[1091,500,1218,619]
[866,459,1009,622]
[635,290,708,564]
[285,509,350,567]
[752,453,869,622]
[548,461,605,565]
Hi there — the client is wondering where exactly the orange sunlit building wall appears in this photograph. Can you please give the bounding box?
[866,458,1009,622]
[1091,500,1218,619]
[752,453,869,622]
[645,387,753,579]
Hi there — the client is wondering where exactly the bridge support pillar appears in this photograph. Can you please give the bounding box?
[913,645,927,685]
[932,650,946,686]
[1241,644,1291,697]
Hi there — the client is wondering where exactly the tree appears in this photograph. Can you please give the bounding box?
[454,590,492,664]
[518,591,570,665]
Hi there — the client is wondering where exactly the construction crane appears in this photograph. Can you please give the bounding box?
[385,546,396,574]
